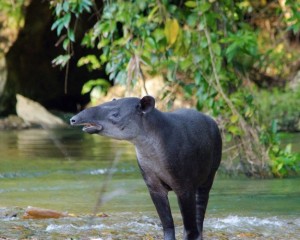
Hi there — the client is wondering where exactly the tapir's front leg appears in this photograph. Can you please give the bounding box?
[149,191,175,240]
[138,162,175,239]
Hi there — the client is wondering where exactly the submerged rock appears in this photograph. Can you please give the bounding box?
[0,115,31,130]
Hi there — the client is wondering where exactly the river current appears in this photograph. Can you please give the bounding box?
[0,128,299,239]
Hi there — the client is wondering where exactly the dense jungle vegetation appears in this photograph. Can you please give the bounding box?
[1,0,299,178]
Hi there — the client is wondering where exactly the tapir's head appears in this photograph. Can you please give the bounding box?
[70,96,155,140]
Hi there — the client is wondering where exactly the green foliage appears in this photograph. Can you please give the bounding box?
[257,87,300,177]
[260,121,300,177]
[50,0,300,177]
[50,0,93,53]
[270,144,299,178]
[286,0,300,33]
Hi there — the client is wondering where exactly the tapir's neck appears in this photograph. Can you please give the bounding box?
[131,109,169,156]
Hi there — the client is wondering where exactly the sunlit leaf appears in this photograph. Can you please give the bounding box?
[148,5,159,20]
[81,79,110,94]
[185,1,197,8]
[230,114,239,124]
[228,125,242,135]
[52,54,71,67]
[164,18,180,46]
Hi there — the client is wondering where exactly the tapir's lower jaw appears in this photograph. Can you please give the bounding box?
[82,124,103,134]
[72,123,103,134]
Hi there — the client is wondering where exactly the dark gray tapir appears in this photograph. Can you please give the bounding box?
[70,96,222,240]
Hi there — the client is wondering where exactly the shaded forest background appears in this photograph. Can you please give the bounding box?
[0,0,299,178]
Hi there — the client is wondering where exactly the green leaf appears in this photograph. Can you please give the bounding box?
[148,5,159,20]
[63,38,70,50]
[198,2,211,13]
[284,144,292,154]
[68,29,75,42]
[115,70,127,84]
[184,84,194,96]
[82,0,93,12]
[194,70,203,85]
[212,43,221,56]
[187,13,198,28]
[145,37,156,49]
[62,1,69,12]
[77,55,101,70]
[196,100,203,111]
[57,23,64,36]
[55,2,63,16]
[63,13,71,28]
[51,19,60,31]
[276,162,284,171]
[183,30,191,48]
[153,28,165,42]
[225,42,239,62]
[245,107,253,118]
[225,133,232,142]
[98,38,110,48]
[185,1,197,8]
[271,120,278,134]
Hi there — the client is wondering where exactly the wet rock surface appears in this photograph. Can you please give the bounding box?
[0,94,67,130]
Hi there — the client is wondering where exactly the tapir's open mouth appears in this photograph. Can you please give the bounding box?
[80,123,103,134]
[70,116,103,134]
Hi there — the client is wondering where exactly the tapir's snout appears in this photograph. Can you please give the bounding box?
[70,115,78,125]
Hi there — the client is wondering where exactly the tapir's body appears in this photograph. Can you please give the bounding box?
[70,96,222,240]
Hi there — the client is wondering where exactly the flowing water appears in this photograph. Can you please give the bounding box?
[0,128,299,239]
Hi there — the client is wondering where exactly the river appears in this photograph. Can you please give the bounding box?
[0,128,299,239]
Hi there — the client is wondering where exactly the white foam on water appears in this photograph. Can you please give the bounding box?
[46,223,105,233]
[210,215,283,228]
[205,215,300,238]
[115,220,161,233]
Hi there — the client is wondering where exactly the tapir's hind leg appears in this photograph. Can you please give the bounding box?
[196,171,217,239]
[177,191,200,240]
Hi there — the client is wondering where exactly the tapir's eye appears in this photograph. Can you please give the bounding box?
[109,112,120,124]
[111,112,119,118]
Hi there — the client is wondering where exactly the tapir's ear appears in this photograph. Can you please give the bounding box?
[139,96,155,114]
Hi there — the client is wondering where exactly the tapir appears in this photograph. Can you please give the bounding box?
[70,96,222,240]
